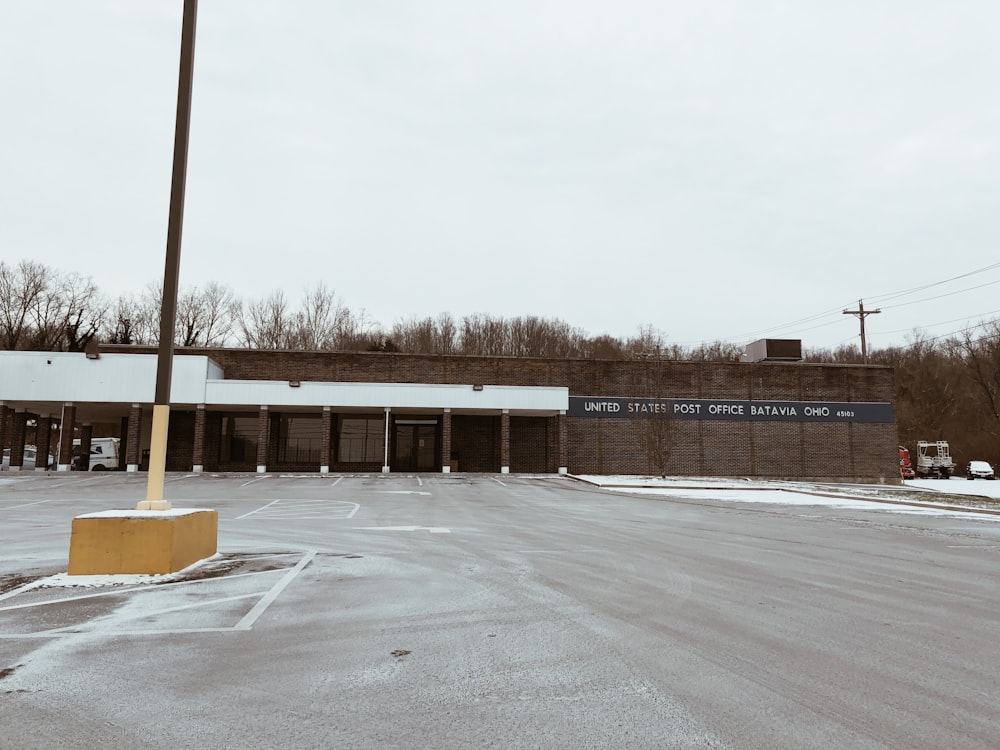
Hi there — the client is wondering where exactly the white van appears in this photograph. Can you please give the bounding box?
[72,437,121,471]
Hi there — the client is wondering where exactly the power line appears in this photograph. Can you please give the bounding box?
[865,261,1000,306]
[869,308,1000,342]
[877,278,1000,311]
[708,261,1000,348]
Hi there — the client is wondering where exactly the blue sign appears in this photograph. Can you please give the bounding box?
[568,396,893,423]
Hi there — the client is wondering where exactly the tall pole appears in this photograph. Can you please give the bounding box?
[842,299,881,365]
[140,0,199,511]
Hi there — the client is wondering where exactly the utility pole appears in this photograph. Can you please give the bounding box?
[843,299,881,364]
[139,0,199,510]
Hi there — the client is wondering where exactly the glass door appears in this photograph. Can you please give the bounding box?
[393,420,438,472]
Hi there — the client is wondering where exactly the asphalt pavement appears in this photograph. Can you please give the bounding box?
[2,471,1000,749]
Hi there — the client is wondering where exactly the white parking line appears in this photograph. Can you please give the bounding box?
[0,567,289,608]
[0,551,317,637]
[0,498,61,511]
[236,499,359,520]
[235,550,315,630]
[34,592,265,636]
[48,475,112,488]
[353,525,451,533]
[235,497,283,519]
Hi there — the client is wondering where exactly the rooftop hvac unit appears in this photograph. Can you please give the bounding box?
[742,338,803,363]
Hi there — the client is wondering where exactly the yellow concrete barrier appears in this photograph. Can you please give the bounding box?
[68,509,219,575]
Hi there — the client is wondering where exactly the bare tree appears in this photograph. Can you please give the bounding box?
[287,283,351,350]
[953,321,1000,436]
[238,290,292,349]
[460,313,511,356]
[112,283,166,345]
[199,281,240,347]
[0,261,105,351]
[337,308,383,351]
[687,341,744,362]
[391,312,474,355]
[175,281,239,347]
[59,273,106,351]
[105,295,140,344]
[391,316,438,354]
[435,312,458,354]
[508,315,584,358]
[0,260,51,350]
[890,332,961,444]
[137,286,163,344]
[582,334,627,359]
[803,343,862,364]
[627,324,668,360]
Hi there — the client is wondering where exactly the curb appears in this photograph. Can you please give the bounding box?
[565,475,1000,517]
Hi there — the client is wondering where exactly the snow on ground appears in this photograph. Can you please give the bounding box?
[0,553,225,595]
[572,475,1000,518]
[902,477,1000,497]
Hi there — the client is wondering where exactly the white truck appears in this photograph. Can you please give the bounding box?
[72,437,121,471]
[914,440,955,479]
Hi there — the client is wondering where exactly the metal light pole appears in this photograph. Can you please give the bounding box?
[140,0,198,510]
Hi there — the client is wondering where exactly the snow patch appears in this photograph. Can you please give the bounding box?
[12,553,224,591]
[571,475,1000,518]
[74,508,216,519]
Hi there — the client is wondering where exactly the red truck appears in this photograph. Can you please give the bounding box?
[899,446,915,479]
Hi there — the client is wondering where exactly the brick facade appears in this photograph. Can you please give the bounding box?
[11,411,27,467]
[35,415,52,470]
[0,405,8,460]
[125,405,143,470]
[96,346,899,482]
[58,404,76,469]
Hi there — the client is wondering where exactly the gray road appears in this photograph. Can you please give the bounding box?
[1,472,999,749]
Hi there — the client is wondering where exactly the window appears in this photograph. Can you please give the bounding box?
[277,414,323,464]
[220,415,259,462]
[338,417,384,463]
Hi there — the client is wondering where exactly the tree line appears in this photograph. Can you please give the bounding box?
[4,259,1000,467]
[0,259,745,358]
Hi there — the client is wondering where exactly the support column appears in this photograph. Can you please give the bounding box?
[500,409,510,474]
[557,410,568,475]
[35,414,53,472]
[256,405,269,473]
[126,404,143,472]
[9,410,27,471]
[441,408,452,473]
[192,404,206,472]
[320,406,332,474]
[0,404,8,463]
[119,415,129,470]
[382,406,391,473]
[57,403,76,471]
[80,424,93,471]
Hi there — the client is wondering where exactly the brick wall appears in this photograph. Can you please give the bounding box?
[108,346,899,481]
[451,415,500,472]
[166,411,195,471]
[510,416,551,473]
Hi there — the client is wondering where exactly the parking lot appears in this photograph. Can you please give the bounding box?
[3,472,1000,749]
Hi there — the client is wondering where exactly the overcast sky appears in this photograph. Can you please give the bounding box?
[3,1,999,351]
